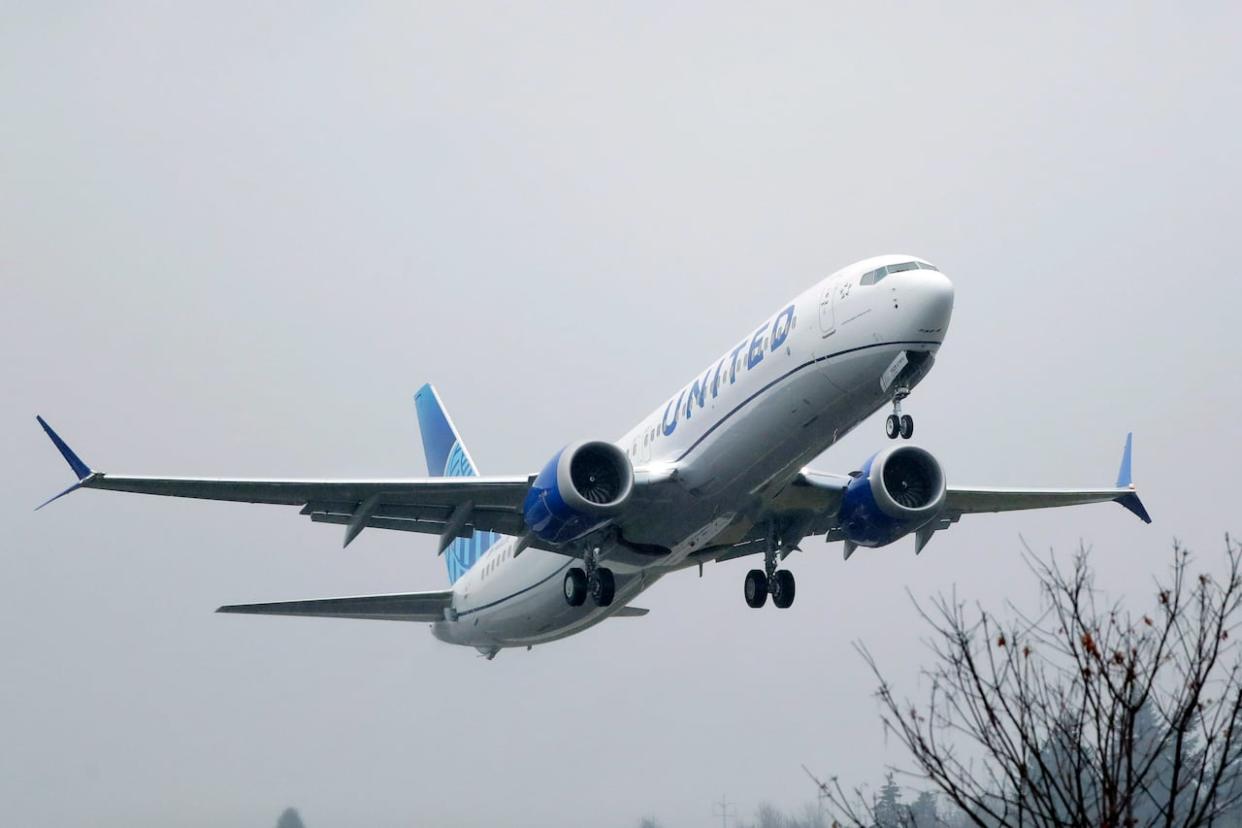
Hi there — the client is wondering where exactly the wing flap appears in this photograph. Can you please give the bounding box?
[217,590,453,622]
[308,511,528,538]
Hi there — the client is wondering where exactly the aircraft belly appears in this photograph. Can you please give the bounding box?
[822,342,937,406]
[436,561,655,650]
[823,345,900,395]
[488,572,651,647]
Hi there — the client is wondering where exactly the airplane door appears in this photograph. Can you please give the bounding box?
[818,282,835,337]
[814,280,848,391]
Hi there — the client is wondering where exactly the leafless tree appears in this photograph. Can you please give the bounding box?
[822,538,1242,828]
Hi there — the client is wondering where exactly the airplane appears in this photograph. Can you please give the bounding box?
[36,254,1150,658]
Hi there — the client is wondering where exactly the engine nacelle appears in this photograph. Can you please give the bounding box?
[522,441,635,545]
[838,445,946,549]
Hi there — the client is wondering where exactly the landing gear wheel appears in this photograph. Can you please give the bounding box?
[771,569,796,609]
[589,568,616,607]
[899,414,914,440]
[563,568,587,607]
[744,569,769,608]
[885,414,901,440]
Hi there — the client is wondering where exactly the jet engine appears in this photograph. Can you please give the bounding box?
[522,440,634,545]
[838,445,946,548]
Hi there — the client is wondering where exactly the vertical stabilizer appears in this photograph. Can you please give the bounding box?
[413,384,499,583]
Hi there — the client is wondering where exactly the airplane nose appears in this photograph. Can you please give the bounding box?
[904,270,954,337]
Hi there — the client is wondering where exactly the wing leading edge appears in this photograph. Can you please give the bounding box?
[35,416,533,546]
[943,432,1151,524]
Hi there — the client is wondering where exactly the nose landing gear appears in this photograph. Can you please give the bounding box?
[885,388,914,440]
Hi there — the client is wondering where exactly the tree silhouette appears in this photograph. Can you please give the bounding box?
[909,790,939,826]
[275,807,306,828]
[822,540,1242,828]
[874,773,908,827]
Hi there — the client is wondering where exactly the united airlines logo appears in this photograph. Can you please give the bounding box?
[661,303,796,437]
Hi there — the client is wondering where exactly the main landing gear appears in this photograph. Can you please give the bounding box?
[563,547,615,608]
[885,387,914,440]
[744,533,796,609]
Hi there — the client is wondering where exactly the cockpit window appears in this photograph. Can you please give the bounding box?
[916,261,940,272]
[861,261,923,285]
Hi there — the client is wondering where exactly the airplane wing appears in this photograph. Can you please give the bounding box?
[757,433,1149,556]
[944,485,1149,519]
[942,433,1150,524]
[35,416,531,548]
[218,590,453,622]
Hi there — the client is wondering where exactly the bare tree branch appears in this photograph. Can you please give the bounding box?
[823,539,1242,828]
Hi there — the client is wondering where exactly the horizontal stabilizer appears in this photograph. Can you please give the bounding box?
[217,589,453,622]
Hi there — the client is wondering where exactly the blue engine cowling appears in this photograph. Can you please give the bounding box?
[522,441,635,545]
[838,445,947,548]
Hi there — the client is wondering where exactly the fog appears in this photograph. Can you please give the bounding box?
[2,4,1240,826]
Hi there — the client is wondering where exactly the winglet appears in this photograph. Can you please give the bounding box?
[1116,492,1152,524]
[1112,433,1152,524]
[37,416,92,481]
[1116,432,1134,488]
[35,416,95,510]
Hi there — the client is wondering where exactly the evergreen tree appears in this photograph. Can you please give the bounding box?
[874,773,908,828]
[275,808,305,828]
[909,790,938,827]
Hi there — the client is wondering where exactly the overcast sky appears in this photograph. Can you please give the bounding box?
[3,3,1241,827]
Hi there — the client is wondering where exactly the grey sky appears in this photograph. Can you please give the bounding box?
[3,3,1240,826]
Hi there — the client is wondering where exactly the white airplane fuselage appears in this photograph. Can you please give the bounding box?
[432,255,955,652]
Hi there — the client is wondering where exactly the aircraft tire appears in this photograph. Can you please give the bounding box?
[744,569,769,608]
[564,568,588,607]
[885,414,901,439]
[590,568,616,607]
[771,569,796,609]
[899,414,914,439]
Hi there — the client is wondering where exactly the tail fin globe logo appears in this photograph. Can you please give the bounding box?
[413,384,499,585]
[442,440,499,583]
[444,441,475,477]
